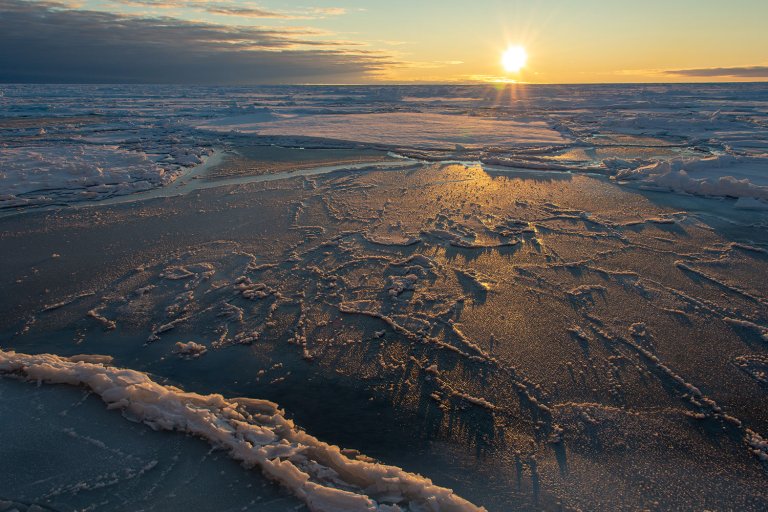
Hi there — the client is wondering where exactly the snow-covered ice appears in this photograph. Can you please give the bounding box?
[2,83,768,211]
[196,112,570,150]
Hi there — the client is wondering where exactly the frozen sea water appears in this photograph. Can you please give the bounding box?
[1,84,768,511]
[2,83,768,210]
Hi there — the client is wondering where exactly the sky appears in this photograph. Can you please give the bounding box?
[1,0,767,84]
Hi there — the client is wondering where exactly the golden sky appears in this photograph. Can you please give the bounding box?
[6,0,768,84]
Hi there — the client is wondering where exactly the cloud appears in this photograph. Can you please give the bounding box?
[202,5,292,19]
[201,5,348,20]
[311,7,346,16]
[664,66,768,78]
[0,0,394,84]
[108,0,290,18]
[104,0,347,20]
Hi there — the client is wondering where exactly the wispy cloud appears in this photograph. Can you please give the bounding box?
[0,0,395,84]
[202,4,295,19]
[311,7,346,16]
[664,66,768,78]
[104,0,347,20]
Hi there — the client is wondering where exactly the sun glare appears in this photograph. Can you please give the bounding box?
[502,45,527,73]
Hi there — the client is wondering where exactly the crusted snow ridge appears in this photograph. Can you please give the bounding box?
[0,349,485,512]
[613,155,768,200]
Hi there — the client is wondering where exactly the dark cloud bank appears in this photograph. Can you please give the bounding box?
[0,0,390,84]
[665,66,768,78]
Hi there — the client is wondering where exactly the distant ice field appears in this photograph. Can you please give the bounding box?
[1,83,768,209]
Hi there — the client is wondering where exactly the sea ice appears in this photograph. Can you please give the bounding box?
[196,112,570,150]
[0,349,485,512]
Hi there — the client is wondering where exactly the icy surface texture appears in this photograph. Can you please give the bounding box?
[2,84,768,511]
[2,83,768,209]
[2,163,768,510]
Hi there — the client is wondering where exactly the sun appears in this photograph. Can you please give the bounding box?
[501,45,527,73]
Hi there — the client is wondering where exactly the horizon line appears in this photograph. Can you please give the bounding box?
[2,80,767,87]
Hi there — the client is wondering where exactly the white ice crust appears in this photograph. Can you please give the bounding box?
[0,145,166,204]
[611,155,768,200]
[0,349,485,512]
